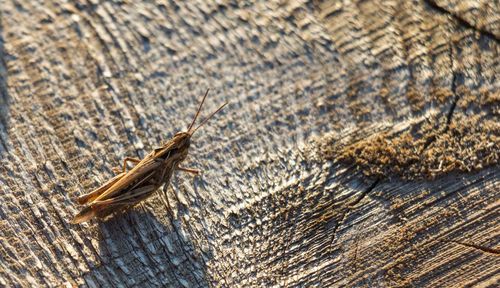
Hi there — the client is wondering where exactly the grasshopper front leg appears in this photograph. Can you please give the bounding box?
[176,167,202,175]
[112,157,142,174]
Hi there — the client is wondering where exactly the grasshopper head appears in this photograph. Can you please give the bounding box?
[173,132,191,149]
[153,131,190,161]
[171,131,191,161]
[170,132,191,153]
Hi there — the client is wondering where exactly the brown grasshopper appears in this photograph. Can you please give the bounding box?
[73,89,227,223]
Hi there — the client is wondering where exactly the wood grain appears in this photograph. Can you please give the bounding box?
[0,0,498,287]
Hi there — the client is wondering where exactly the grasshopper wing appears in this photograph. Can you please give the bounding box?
[77,172,127,205]
[94,157,162,201]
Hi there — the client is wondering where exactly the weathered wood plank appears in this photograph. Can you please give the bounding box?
[0,0,498,287]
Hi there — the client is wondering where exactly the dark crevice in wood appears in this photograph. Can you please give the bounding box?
[443,94,459,131]
[441,240,500,256]
[422,39,458,146]
[350,178,380,209]
[351,226,363,273]
[421,134,437,152]
[444,47,459,131]
[328,178,380,253]
[422,68,458,152]
[423,0,500,43]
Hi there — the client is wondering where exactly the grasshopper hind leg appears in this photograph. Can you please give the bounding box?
[73,206,96,224]
[159,186,175,216]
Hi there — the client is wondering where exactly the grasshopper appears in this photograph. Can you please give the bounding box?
[73,89,227,223]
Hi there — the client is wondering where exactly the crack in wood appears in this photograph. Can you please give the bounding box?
[351,223,365,274]
[328,179,380,254]
[422,89,459,151]
[422,37,458,151]
[423,0,500,43]
[443,95,458,130]
[440,239,500,256]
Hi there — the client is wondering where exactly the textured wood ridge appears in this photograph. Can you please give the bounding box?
[0,0,498,287]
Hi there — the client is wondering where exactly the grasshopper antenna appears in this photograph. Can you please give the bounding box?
[187,88,210,134]
[190,101,228,136]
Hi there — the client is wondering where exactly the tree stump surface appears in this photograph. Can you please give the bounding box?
[0,0,498,287]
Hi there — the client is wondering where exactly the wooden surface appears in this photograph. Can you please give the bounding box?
[0,0,498,287]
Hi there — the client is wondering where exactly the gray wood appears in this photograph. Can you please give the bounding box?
[0,0,498,287]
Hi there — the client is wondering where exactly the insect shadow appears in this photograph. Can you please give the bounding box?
[88,205,211,287]
[0,21,11,149]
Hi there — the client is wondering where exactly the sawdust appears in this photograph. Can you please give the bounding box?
[320,88,500,181]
